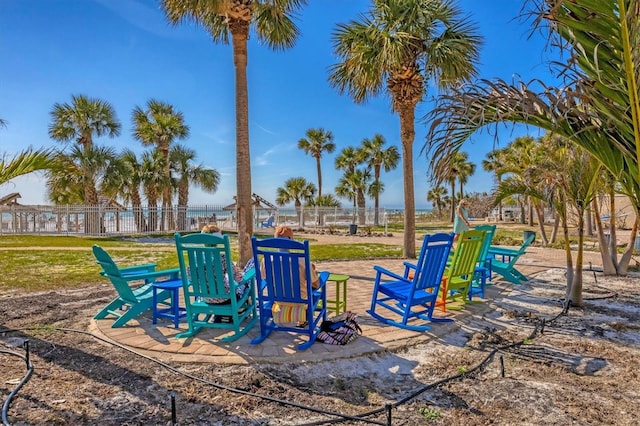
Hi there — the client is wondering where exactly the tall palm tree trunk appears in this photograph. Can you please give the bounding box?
[450,181,456,222]
[374,166,381,226]
[399,105,416,258]
[231,24,254,267]
[84,184,101,235]
[316,157,323,197]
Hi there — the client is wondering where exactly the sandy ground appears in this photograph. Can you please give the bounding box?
[1,230,640,425]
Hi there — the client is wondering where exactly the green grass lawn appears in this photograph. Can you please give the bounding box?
[0,224,603,294]
[0,234,402,293]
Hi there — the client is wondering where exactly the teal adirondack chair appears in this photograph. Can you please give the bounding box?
[469,224,497,300]
[438,229,484,311]
[368,232,454,331]
[487,233,535,284]
[93,245,181,328]
[174,232,258,340]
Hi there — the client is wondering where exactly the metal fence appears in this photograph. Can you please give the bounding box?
[0,204,392,236]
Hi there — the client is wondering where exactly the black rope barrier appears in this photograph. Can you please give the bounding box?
[1,340,34,426]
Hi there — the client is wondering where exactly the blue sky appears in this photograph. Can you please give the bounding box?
[0,0,558,209]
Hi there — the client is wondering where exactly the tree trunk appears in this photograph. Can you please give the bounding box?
[550,214,559,244]
[617,219,638,276]
[357,190,366,225]
[534,201,549,245]
[585,201,594,236]
[568,210,584,307]
[592,197,618,275]
[450,181,456,223]
[374,165,381,226]
[316,157,322,197]
[398,105,416,259]
[561,216,574,300]
[231,23,253,267]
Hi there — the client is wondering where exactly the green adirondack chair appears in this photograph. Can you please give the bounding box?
[93,245,181,328]
[438,229,484,311]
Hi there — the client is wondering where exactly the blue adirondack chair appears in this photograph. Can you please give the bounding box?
[93,245,181,328]
[368,233,454,331]
[469,224,497,300]
[438,229,484,312]
[487,233,535,284]
[174,232,258,340]
[251,236,328,350]
[260,215,275,228]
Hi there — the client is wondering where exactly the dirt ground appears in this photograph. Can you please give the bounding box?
[2,234,640,425]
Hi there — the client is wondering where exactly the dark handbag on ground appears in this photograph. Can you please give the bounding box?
[317,311,362,345]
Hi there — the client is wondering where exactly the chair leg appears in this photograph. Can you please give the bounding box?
[111,304,149,328]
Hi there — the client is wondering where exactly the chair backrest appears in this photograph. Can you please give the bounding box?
[252,236,313,304]
[92,245,138,303]
[474,224,497,265]
[412,233,454,292]
[519,233,535,256]
[93,245,124,277]
[174,232,236,302]
[446,229,485,280]
[265,215,275,226]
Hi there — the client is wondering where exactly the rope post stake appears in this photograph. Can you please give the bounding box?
[385,403,392,426]
[23,340,30,369]
[499,355,505,378]
[171,392,177,425]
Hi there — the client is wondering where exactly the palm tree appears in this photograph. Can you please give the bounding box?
[1,148,57,189]
[132,99,189,231]
[48,94,121,150]
[456,153,475,200]
[170,144,220,231]
[335,146,364,174]
[46,145,116,234]
[482,148,507,220]
[48,95,121,211]
[140,150,167,232]
[360,134,400,225]
[102,149,146,232]
[329,0,481,258]
[298,128,336,197]
[336,168,371,225]
[161,0,307,266]
[435,151,470,222]
[426,186,448,219]
[275,177,316,226]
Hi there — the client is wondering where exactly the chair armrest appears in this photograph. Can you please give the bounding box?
[374,265,408,282]
[488,246,520,257]
[316,271,329,290]
[402,261,417,278]
[118,263,157,274]
[122,267,181,283]
[241,266,256,283]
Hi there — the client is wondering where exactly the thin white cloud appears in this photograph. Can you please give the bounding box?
[255,123,278,136]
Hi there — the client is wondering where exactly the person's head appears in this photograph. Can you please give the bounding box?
[274,225,293,239]
[459,199,469,207]
[201,224,223,237]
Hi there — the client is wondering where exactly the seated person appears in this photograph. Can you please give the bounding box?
[200,224,250,304]
[261,225,320,326]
